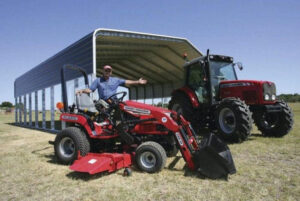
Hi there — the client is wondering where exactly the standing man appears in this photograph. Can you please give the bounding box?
[77,65,147,99]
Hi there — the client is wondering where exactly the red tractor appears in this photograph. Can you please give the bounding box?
[52,64,236,179]
[169,50,293,142]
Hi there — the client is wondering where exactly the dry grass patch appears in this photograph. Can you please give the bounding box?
[0,103,299,201]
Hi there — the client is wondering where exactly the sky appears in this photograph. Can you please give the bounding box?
[0,0,299,104]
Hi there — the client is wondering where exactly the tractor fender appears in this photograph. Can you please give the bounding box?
[60,113,95,137]
[171,87,199,108]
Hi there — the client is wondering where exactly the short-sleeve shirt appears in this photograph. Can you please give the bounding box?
[89,77,125,100]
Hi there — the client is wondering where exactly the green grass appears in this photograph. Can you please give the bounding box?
[0,104,299,201]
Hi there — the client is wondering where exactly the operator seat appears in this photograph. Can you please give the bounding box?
[76,93,98,113]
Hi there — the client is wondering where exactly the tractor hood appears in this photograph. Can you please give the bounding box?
[219,80,276,105]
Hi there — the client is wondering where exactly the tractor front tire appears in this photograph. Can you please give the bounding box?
[253,100,293,137]
[135,141,167,173]
[54,127,90,164]
[215,98,252,142]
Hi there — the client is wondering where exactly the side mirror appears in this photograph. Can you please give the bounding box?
[235,62,243,71]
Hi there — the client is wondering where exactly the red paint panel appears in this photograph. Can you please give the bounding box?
[70,153,132,174]
[219,80,276,105]
[175,87,199,108]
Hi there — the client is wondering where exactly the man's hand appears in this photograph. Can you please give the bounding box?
[125,78,147,87]
[76,89,83,95]
[76,88,92,95]
[138,78,147,85]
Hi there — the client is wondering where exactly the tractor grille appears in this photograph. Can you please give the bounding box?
[242,90,257,103]
[263,82,276,96]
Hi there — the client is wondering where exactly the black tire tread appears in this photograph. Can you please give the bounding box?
[54,127,90,164]
[216,98,252,142]
[253,100,293,137]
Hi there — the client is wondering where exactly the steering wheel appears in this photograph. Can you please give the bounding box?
[107,91,127,104]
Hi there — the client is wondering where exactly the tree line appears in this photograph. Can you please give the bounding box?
[277,93,300,103]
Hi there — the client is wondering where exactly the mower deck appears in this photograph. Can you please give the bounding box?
[70,153,132,174]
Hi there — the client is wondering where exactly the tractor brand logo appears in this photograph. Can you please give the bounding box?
[161,117,167,123]
[88,159,97,164]
[220,82,252,88]
[124,106,151,115]
[175,132,183,146]
[61,115,78,121]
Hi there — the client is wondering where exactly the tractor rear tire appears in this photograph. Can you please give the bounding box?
[168,95,198,129]
[54,127,90,164]
[215,98,252,142]
[135,141,167,173]
[253,100,293,137]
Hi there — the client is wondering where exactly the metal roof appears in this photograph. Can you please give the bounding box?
[15,29,202,99]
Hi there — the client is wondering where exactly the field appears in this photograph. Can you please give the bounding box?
[0,104,299,201]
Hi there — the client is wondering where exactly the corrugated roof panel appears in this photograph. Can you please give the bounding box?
[15,33,93,97]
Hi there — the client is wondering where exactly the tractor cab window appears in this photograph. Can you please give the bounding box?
[187,63,209,103]
[209,61,237,99]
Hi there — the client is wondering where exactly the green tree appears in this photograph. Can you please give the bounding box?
[1,101,13,108]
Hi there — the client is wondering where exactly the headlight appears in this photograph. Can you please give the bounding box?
[264,94,270,100]
[271,94,276,100]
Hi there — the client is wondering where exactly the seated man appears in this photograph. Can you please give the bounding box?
[77,65,147,100]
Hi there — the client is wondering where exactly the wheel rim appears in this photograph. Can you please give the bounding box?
[219,108,236,134]
[261,113,279,129]
[59,137,75,158]
[140,151,156,169]
[172,103,182,115]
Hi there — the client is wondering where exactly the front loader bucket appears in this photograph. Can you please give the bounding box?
[193,133,236,179]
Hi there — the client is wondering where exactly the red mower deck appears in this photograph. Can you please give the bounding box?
[70,152,132,174]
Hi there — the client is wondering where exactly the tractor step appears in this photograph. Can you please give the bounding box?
[70,153,132,174]
[192,133,236,179]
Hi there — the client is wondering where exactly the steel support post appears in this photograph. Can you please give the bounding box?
[51,86,55,130]
[161,84,164,107]
[15,98,17,123]
[143,86,146,104]
[35,91,38,128]
[29,93,32,127]
[24,95,27,126]
[18,96,22,124]
[152,84,154,105]
[135,87,138,101]
[128,88,132,100]
[42,89,46,129]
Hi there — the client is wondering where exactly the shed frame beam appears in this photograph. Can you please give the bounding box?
[35,91,38,128]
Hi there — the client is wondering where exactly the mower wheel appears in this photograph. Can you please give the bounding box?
[54,127,90,164]
[123,168,132,177]
[215,98,252,142]
[253,100,293,137]
[135,141,167,173]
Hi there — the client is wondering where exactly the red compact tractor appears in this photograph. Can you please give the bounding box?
[169,50,293,142]
[52,64,236,179]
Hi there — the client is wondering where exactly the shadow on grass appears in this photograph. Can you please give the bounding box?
[66,171,112,181]
[250,133,264,137]
[31,146,61,165]
[6,121,61,134]
[166,156,228,180]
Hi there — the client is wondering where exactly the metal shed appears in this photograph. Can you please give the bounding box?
[14,28,202,132]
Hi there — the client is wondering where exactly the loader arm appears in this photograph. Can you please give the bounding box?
[150,109,236,178]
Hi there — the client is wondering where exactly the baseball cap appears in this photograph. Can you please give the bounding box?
[103,65,112,70]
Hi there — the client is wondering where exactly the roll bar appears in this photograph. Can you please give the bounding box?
[61,64,89,112]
